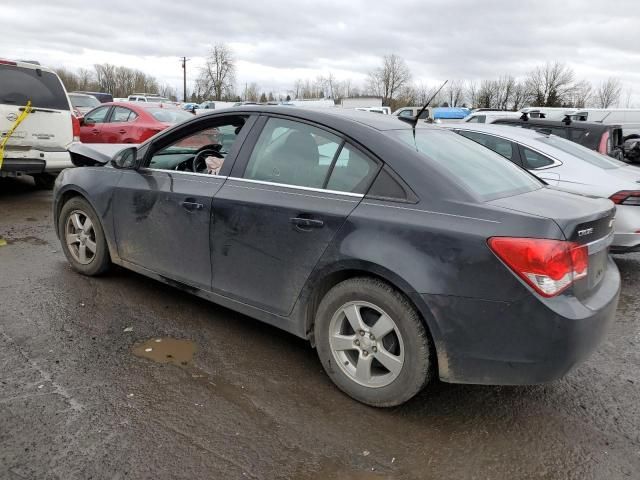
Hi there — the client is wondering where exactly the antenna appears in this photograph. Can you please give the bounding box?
[399,79,448,129]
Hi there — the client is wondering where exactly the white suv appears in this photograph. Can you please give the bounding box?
[0,59,77,187]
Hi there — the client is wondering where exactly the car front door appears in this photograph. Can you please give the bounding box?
[80,106,111,143]
[101,106,138,143]
[210,115,381,316]
[111,113,255,289]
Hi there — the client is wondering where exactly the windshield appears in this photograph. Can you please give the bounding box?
[536,135,626,169]
[390,129,542,201]
[147,108,193,124]
[69,94,100,108]
[0,64,70,110]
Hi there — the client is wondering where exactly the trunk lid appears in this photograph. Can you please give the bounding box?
[490,187,616,298]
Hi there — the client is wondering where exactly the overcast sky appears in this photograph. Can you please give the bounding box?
[4,0,640,102]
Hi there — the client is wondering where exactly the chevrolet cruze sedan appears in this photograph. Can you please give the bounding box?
[54,107,621,406]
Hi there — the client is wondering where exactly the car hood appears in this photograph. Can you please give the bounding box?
[68,143,136,167]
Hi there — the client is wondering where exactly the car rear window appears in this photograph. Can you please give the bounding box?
[536,135,626,169]
[0,64,70,110]
[69,94,100,108]
[147,108,193,123]
[390,129,542,201]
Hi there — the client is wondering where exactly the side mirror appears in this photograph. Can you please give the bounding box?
[111,146,139,169]
[83,117,95,126]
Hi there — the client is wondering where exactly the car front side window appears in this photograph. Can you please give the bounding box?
[84,106,110,124]
[243,118,341,189]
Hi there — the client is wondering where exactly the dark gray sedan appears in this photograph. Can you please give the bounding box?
[54,107,620,406]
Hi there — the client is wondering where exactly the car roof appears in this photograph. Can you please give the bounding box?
[493,117,612,130]
[442,122,552,141]
[0,58,56,74]
[203,105,438,132]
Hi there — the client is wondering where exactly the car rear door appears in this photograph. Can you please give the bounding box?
[100,106,138,143]
[79,106,111,143]
[210,115,381,316]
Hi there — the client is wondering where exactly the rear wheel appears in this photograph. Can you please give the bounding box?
[314,277,433,407]
[58,197,110,276]
[33,173,56,189]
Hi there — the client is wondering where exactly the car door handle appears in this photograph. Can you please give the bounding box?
[91,129,99,134]
[118,129,127,134]
[290,217,324,228]
[181,200,204,211]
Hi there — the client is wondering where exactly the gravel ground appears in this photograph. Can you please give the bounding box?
[1,176,639,480]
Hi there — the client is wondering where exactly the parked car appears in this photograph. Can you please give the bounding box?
[68,92,101,117]
[79,102,194,144]
[520,107,579,120]
[0,58,77,188]
[444,123,640,253]
[127,94,172,103]
[355,106,391,114]
[72,91,114,104]
[432,107,471,121]
[56,107,620,407]
[392,106,432,120]
[463,111,522,124]
[492,117,624,159]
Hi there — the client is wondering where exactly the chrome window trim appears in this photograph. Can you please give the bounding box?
[227,176,364,198]
[145,167,228,180]
[361,201,501,224]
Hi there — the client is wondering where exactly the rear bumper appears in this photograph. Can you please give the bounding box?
[0,151,72,176]
[611,207,640,252]
[423,257,621,385]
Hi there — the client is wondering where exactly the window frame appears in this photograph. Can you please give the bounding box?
[140,113,258,177]
[517,144,561,171]
[84,105,112,124]
[229,114,382,195]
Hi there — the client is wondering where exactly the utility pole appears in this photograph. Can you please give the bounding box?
[180,57,190,102]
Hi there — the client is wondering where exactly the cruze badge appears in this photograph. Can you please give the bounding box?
[578,227,594,237]
[6,113,18,122]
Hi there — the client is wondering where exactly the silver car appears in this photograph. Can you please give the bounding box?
[443,123,640,253]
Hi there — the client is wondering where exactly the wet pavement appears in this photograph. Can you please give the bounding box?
[1,176,639,480]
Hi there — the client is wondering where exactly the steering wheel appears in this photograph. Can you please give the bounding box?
[192,144,224,173]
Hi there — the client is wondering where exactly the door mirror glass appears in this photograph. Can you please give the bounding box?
[111,146,139,169]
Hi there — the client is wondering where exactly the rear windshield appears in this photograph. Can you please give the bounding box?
[390,129,542,201]
[0,64,70,110]
[147,108,193,123]
[69,94,100,108]
[536,135,626,169]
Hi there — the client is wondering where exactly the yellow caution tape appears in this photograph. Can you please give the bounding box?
[0,100,33,171]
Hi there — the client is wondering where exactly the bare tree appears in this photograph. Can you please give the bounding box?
[525,62,576,107]
[477,80,498,108]
[465,81,479,109]
[570,80,593,108]
[446,80,465,107]
[197,43,236,101]
[367,54,412,107]
[511,81,529,111]
[245,83,259,102]
[595,77,622,108]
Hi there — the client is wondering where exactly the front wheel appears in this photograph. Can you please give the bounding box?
[58,197,111,276]
[314,277,433,407]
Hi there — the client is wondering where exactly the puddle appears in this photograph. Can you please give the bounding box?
[132,337,197,366]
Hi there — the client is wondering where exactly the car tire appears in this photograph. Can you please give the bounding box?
[33,173,56,189]
[314,277,433,407]
[58,197,110,276]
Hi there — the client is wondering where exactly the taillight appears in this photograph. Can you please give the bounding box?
[72,115,81,142]
[488,237,588,297]
[610,190,640,206]
[598,130,610,154]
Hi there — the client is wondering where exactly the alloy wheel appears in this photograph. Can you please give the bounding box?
[65,210,97,265]
[329,301,405,388]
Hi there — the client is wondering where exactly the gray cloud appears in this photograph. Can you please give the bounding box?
[3,0,640,100]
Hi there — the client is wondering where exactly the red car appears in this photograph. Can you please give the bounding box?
[79,102,194,144]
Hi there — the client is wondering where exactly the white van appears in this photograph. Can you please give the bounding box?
[463,111,522,123]
[571,109,640,125]
[0,59,76,187]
